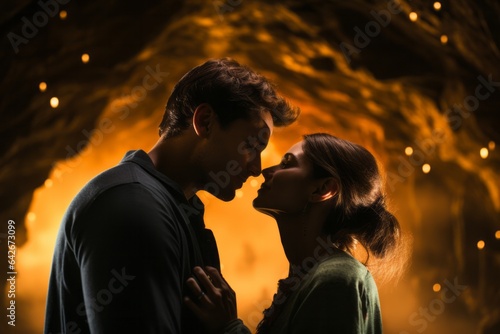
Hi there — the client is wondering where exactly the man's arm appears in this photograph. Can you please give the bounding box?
[71,183,184,333]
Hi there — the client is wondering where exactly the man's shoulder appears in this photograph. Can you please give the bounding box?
[66,158,175,220]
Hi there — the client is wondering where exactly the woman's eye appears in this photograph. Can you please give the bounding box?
[280,157,289,168]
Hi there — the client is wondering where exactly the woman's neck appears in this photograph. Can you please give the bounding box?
[275,212,334,269]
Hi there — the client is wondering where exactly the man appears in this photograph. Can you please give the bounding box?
[44,58,299,333]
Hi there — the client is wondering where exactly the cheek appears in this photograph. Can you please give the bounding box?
[209,144,240,169]
[271,178,310,208]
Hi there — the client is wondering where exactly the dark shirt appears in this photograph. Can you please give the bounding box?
[267,250,382,334]
[44,150,219,334]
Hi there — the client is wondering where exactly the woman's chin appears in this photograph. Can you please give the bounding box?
[253,205,284,220]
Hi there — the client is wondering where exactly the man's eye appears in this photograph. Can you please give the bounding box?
[280,157,289,168]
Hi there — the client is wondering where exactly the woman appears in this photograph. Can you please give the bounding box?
[185,133,408,334]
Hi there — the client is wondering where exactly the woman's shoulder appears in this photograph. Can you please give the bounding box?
[310,249,374,288]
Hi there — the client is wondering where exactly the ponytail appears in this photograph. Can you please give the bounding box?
[328,195,409,283]
[351,195,398,258]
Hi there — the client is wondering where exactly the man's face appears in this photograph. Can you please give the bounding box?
[199,111,274,201]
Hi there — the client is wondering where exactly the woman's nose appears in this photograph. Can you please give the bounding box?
[261,166,275,180]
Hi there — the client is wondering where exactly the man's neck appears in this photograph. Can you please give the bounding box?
[147,135,199,199]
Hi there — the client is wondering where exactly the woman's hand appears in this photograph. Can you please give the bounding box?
[184,266,237,334]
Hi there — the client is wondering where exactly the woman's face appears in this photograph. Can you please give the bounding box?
[253,141,317,216]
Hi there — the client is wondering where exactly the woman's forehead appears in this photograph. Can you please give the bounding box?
[286,141,304,156]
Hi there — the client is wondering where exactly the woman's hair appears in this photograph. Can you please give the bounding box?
[303,133,410,282]
[256,133,410,334]
[159,58,300,138]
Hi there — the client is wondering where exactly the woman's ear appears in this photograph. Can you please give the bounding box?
[192,103,215,138]
[310,178,338,203]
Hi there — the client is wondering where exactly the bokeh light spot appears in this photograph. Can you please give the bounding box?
[422,163,431,174]
[50,97,59,108]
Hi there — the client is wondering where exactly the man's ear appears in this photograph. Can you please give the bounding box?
[192,103,216,138]
[310,178,338,203]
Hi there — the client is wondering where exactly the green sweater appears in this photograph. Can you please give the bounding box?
[226,250,382,334]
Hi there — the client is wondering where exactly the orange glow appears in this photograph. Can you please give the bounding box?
[422,163,431,174]
[26,212,36,223]
[16,33,496,334]
[44,179,53,188]
[81,53,90,64]
[405,146,413,156]
[480,147,489,159]
[39,82,47,92]
[6,1,500,332]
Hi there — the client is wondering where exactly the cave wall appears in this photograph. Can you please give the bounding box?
[1,0,499,333]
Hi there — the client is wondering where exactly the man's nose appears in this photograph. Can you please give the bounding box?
[248,153,262,177]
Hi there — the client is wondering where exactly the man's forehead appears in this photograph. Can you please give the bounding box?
[261,111,274,135]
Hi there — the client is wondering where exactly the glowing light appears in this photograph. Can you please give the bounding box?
[39,82,47,92]
[432,283,441,292]
[405,147,413,156]
[489,141,495,150]
[422,164,431,174]
[480,148,489,159]
[44,179,54,188]
[440,35,448,44]
[81,53,90,64]
[236,190,243,198]
[50,97,59,108]
[250,179,259,187]
[53,169,62,179]
[27,212,36,223]
[495,230,500,239]
[59,10,67,20]
[409,12,418,22]
[477,240,485,250]
[433,2,442,11]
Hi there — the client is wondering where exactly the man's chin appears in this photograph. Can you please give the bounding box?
[212,189,236,202]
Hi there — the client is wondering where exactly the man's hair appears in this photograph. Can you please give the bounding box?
[159,58,299,138]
